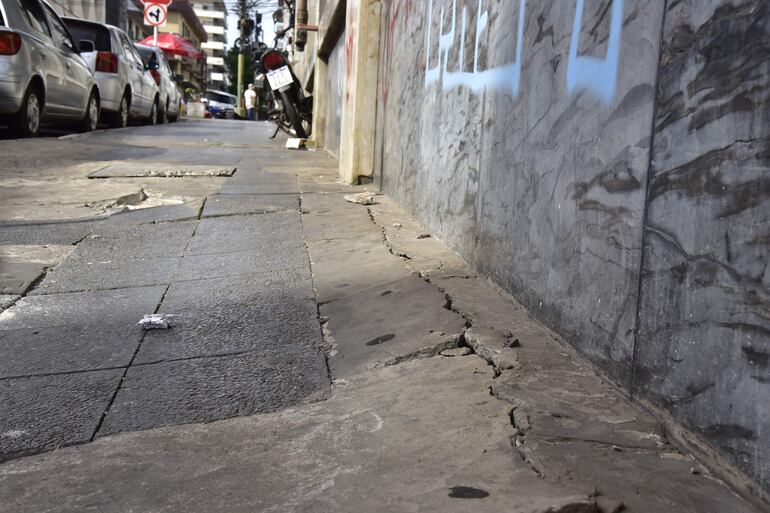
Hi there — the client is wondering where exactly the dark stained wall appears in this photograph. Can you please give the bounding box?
[636,0,770,493]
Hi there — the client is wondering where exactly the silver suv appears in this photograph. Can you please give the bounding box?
[63,18,159,128]
[0,0,100,136]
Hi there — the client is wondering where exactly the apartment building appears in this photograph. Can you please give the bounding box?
[192,0,228,90]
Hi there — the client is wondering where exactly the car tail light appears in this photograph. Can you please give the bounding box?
[262,51,286,70]
[0,31,22,55]
[150,69,161,86]
[95,51,118,73]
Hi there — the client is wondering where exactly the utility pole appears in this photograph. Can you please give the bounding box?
[233,0,283,118]
[234,0,250,119]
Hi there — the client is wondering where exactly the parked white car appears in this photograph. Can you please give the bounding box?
[134,43,181,123]
[203,90,237,119]
[0,0,100,137]
[62,17,159,127]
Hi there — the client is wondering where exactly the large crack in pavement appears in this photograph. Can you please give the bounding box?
[356,195,759,513]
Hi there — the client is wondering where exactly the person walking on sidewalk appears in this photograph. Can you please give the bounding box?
[244,84,257,121]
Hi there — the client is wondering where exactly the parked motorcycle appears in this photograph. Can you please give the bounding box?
[257,50,312,138]
[251,9,312,139]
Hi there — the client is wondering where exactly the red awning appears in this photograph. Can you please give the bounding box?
[138,33,203,60]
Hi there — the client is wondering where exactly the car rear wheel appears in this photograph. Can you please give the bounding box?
[169,99,181,122]
[79,92,99,132]
[109,93,129,128]
[159,99,168,124]
[146,98,158,125]
[11,85,41,138]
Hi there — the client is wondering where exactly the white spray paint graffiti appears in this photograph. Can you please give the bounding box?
[424,0,624,105]
[567,0,624,104]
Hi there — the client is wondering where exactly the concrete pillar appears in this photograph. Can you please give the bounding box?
[311,0,327,148]
[338,0,381,184]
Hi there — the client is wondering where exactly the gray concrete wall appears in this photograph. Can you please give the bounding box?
[324,35,345,158]
[636,0,770,493]
[375,0,769,495]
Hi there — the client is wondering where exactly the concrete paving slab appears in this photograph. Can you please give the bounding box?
[217,181,299,195]
[175,245,309,282]
[216,171,299,195]
[0,323,144,378]
[493,369,666,450]
[0,286,166,331]
[0,221,97,245]
[133,273,318,364]
[308,237,412,304]
[98,351,330,436]
[0,356,584,513]
[371,200,467,274]
[0,245,75,294]
[0,261,45,295]
[67,222,196,261]
[0,244,75,265]
[0,369,123,461]
[520,438,756,513]
[226,170,298,186]
[301,195,382,243]
[202,194,299,217]
[30,256,179,295]
[186,213,303,255]
[296,176,372,194]
[321,276,468,377]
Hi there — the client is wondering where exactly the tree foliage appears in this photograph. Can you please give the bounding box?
[225,45,256,96]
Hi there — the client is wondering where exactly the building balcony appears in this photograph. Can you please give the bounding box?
[193,9,225,19]
[201,41,225,50]
[203,25,225,35]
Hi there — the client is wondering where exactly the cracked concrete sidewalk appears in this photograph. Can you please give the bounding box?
[0,126,762,512]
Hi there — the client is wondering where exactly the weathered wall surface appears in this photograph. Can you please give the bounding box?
[375,0,769,495]
[324,36,345,158]
[636,0,770,492]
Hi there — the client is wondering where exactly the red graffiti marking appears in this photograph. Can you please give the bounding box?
[344,5,357,103]
[381,0,413,104]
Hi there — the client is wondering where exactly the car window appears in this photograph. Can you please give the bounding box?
[43,4,74,50]
[135,45,152,62]
[118,32,137,63]
[130,45,145,68]
[18,0,51,38]
[0,6,5,26]
[63,20,111,51]
[161,54,173,75]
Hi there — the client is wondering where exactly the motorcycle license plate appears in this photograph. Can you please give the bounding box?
[267,66,294,90]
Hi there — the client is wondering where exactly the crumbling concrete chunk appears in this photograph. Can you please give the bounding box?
[440,347,472,357]
[527,496,597,513]
[595,495,625,513]
[465,326,520,371]
[383,332,462,366]
[343,192,377,205]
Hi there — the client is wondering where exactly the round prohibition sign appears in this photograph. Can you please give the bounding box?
[144,3,168,26]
